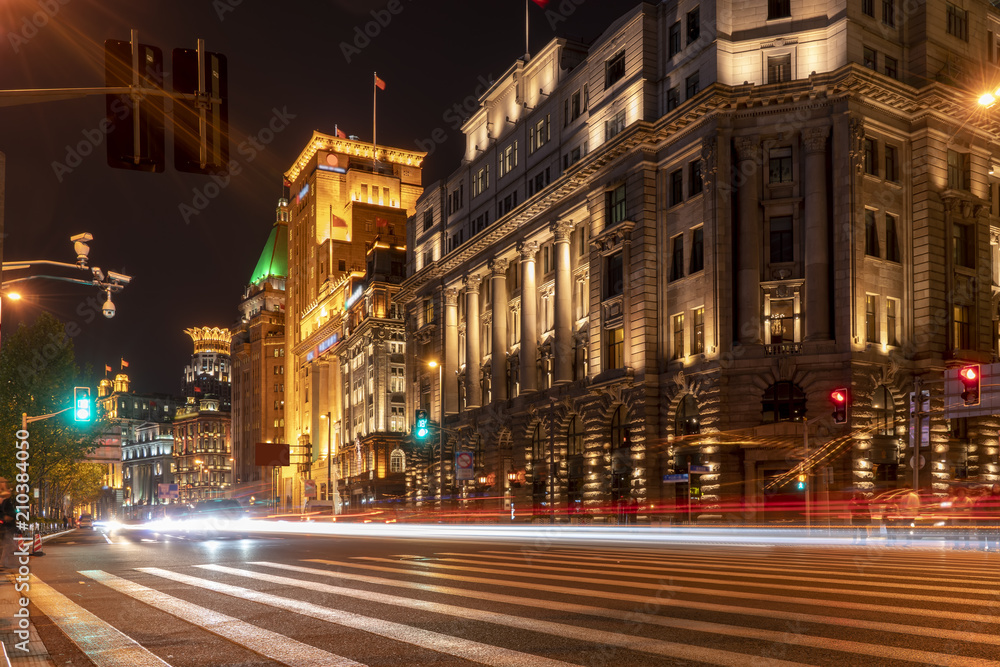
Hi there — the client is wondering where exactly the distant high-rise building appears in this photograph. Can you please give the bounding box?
[231,198,288,500]
[183,326,232,410]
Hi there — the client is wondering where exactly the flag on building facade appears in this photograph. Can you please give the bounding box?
[105,364,112,373]
[335,126,347,138]
[374,74,386,91]
[121,358,129,368]
[375,216,388,228]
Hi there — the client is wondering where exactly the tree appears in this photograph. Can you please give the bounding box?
[0,313,103,510]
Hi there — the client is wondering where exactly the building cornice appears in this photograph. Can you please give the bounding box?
[284,130,427,183]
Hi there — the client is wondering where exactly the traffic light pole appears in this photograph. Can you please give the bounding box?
[803,417,811,533]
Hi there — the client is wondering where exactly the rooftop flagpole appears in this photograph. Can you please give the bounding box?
[373,72,377,165]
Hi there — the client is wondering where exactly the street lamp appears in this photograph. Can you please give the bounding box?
[428,360,445,510]
[194,459,204,498]
[321,412,335,517]
[979,88,1000,108]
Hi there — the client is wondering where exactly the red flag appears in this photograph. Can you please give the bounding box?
[531,0,549,6]
[374,74,386,91]
[194,386,202,393]
[336,128,347,138]
[375,216,388,228]
[105,364,112,373]
[121,358,129,368]
[282,178,291,187]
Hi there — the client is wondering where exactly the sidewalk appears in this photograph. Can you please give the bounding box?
[0,531,71,667]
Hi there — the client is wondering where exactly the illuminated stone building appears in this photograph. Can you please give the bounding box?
[403,0,1000,522]
[283,131,424,509]
[183,327,232,410]
[94,373,180,519]
[231,198,288,502]
[172,396,232,503]
[121,422,174,520]
[334,243,410,513]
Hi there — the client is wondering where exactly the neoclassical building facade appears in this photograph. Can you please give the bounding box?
[402,0,1000,521]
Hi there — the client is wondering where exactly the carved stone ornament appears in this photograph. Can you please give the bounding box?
[464,274,482,291]
[700,136,717,192]
[802,126,829,154]
[735,136,760,163]
[849,117,865,173]
[517,240,539,260]
[551,220,574,243]
[489,257,509,275]
[443,288,459,306]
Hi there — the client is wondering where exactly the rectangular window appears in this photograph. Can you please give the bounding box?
[423,298,434,326]
[669,169,684,206]
[604,252,624,299]
[606,327,624,370]
[863,0,874,16]
[770,299,793,344]
[423,210,433,231]
[864,138,877,176]
[866,295,878,343]
[692,307,705,354]
[947,150,970,190]
[529,115,550,153]
[769,216,794,263]
[672,314,685,359]
[887,298,899,346]
[670,235,684,281]
[884,55,898,79]
[685,72,700,100]
[604,109,626,141]
[605,50,626,88]
[947,3,968,41]
[884,145,898,182]
[769,146,793,183]
[863,46,877,70]
[768,0,791,19]
[689,160,703,196]
[882,0,895,27]
[865,209,880,257]
[885,213,901,262]
[473,165,489,197]
[953,304,971,349]
[499,142,518,177]
[767,54,792,83]
[690,227,704,273]
[669,22,681,57]
[666,86,680,111]
[953,223,974,268]
[687,7,700,44]
[606,184,627,225]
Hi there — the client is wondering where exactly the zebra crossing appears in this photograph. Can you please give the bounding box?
[27,544,1000,666]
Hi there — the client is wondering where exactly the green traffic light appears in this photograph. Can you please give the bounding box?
[74,387,92,422]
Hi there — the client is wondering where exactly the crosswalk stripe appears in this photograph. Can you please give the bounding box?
[253,560,1000,666]
[429,554,995,604]
[79,570,363,667]
[137,567,578,667]
[25,575,171,667]
[437,551,987,595]
[196,563,810,667]
[344,557,1000,626]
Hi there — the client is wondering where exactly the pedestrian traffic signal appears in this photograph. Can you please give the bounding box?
[73,387,92,422]
[830,387,849,423]
[796,474,806,491]
[414,409,429,439]
[960,365,981,406]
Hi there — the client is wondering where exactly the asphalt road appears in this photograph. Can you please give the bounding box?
[19,526,1000,666]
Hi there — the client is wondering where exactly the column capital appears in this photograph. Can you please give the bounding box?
[802,126,829,154]
[443,287,459,306]
[489,257,509,275]
[551,220,574,242]
[734,136,760,162]
[517,240,539,260]
[464,274,482,291]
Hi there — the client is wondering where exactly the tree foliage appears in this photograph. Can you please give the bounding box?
[0,312,103,496]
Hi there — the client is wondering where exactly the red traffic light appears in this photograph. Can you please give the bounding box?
[830,389,847,404]
[960,367,978,382]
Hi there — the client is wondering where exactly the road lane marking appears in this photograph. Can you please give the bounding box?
[342,557,1000,626]
[438,551,990,595]
[256,560,1000,665]
[25,576,171,667]
[137,567,578,667]
[195,563,811,667]
[79,570,362,667]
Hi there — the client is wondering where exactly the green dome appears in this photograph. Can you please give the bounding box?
[249,222,288,285]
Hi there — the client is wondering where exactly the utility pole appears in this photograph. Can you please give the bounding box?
[549,396,556,524]
[913,375,923,492]
[803,417,811,533]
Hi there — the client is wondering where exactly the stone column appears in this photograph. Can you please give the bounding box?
[553,221,574,383]
[444,287,459,414]
[518,241,539,394]
[735,136,761,344]
[803,126,830,341]
[464,275,482,408]
[490,258,510,402]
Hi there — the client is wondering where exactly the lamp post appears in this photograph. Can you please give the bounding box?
[428,360,445,511]
[195,459,204,499]
[321,412,335,517]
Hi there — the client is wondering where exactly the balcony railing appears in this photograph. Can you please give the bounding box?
[764,342,801,356]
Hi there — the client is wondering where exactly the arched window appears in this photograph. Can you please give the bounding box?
[762,382,806,423]
[390,449,405,473]
[674,394,700,436]
[531,424,544,461]
[872,386,894,436]
[610,406,626,450]
[567,417,584,458]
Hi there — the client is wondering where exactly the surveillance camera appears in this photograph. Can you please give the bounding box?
[102,293,116,319]
[91,267,105,282]
[72,233,93,265]
[70,233,93,244]
[107,271,132,285]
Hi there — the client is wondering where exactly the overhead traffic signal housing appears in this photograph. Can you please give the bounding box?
[105,39,165,172]
[960,365,981,406]
[172,47,229,173]
[73,387,92,422]
[830,387,849,423]
[414,409,429,440]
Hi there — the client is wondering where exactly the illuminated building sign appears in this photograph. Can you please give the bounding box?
[318,333,339,354]
[298,183,310,202]
[344,286,363,311]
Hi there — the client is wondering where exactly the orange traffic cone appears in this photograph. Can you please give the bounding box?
[32,531,43,556]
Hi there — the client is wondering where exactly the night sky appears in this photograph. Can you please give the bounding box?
[0,0,628,395]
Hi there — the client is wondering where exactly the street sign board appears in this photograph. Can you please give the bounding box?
[303,479,316,498]
[455,451,474,481]
[255,442,290,467]
[663,474,689,483]
[689,465,710,474]
[157,483,178,499]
